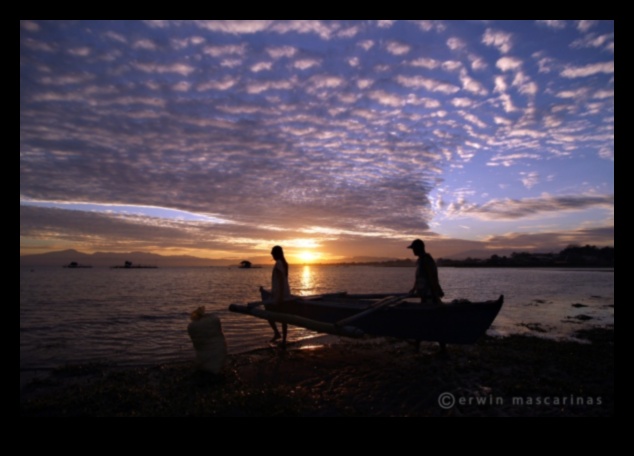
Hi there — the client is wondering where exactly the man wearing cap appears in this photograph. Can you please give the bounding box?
[407,239,444,305]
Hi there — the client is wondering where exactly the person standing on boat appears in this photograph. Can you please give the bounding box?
[265,245,291,347]
[407,239,444,305]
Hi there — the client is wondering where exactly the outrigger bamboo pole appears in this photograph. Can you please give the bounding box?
[228,304,365,338]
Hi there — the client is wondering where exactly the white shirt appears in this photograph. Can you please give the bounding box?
[271,259,291,301]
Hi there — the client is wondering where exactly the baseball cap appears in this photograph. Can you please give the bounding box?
[407,239,424,249]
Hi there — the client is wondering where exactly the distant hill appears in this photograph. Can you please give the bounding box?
[20,249,237,268]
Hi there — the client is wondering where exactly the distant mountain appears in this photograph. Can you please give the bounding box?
[20,249,237,267]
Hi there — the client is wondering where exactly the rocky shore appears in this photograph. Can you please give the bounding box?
[20,327,613,417]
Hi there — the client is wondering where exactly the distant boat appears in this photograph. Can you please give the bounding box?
[238,260,261,269]
[111,260,157,269]
[63,261,92,268]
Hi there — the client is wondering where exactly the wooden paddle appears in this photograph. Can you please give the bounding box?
[334,295,404,327]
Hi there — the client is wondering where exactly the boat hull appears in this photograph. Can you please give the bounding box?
[230,293,504,344]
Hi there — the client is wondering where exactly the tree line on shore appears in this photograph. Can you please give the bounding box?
[436,245,614,268]
[329,245,613,268]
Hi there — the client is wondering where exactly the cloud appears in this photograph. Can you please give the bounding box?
[20,20,614,260]
[395,75,460,94]
[409,57,440,69]
[20,204,273,255]
[496,56,523,72]
[131,62,196,76]
[133,39,158,51]
[266,46,298,59]
[570,33,614,52]
[483,225,614,252]
[410,20,446,33]
[21,20,40,32]
[451,194,614,221]
[535,20,567,30]
[508,71,538,97]
[196,77,238,91]
[441,60,462,72]
[377,20,395,29]
[459,111,487,129]
[459,69,488,95]
[385,41,411,55]
[446,37,466,51]
[357,40,374,51]
[250,61,273,72]
[576,20,598,33]
[468,54,487,71]
[67,47,91,57]
[482,28,513,53]
[202,44,247,57]
[194,20,274,34]
[599,147,614,161]
[560,62,614,78]
[520,171,539,189]
[293,59,321,70]
[269,21,349,40]
[555,88,590,99]
[367,90,404,107]
[451,98,473,108]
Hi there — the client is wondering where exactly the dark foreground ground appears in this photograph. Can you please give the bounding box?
[20,327,613,417]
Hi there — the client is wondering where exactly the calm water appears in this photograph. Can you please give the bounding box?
[20,265,614,370]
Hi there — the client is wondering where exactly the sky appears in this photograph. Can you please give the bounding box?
[20,20,614,264]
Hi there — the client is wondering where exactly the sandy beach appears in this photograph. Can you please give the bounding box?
[20,325,613,417]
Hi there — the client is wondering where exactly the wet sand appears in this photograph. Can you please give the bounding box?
[20,326,613,417]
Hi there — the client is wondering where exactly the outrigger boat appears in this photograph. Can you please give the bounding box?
[229,289,504,345]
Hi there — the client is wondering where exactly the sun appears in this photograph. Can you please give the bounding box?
[297,251,320,264]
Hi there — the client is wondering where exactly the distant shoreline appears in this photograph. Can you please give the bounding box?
[19,245,614,269]
[309,262,615,269]
[22,263,615,270]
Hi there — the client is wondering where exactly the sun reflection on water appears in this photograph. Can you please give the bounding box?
[298,344,325,351]
[298,265,314,295]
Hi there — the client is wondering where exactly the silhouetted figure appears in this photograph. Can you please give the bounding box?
[407,239,444,305]
[265,245,291,347]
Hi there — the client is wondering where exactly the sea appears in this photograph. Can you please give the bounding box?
[20,265,614,371]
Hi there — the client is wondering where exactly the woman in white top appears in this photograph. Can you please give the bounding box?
[266,245,290,346]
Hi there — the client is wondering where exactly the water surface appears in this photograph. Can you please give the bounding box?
[20,265,614,370]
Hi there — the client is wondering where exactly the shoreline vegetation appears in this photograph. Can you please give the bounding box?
[20,326,613,417]
[320,245,615,268]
